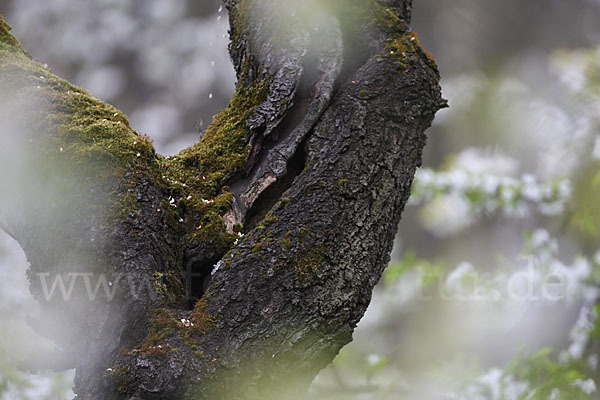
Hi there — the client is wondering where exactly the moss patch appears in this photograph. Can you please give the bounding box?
[134,300,218,359]
[1,14,161,231]
[1,14,271,275]
[273,226,328,285]
[0,13,26,51]
[138,308,179,356]
[384,31,421,68]
[290,244,326,284]
[157,80,269,252]
[173,81,269,197]
[187,298,218,337]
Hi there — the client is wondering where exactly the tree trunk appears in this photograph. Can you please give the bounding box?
[0,1,443,398]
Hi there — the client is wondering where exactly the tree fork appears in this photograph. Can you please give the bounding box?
[0,0,443,398]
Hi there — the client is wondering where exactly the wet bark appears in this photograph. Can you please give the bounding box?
[0,0,443,398]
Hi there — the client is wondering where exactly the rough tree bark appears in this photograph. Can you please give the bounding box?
[0,0,443,398]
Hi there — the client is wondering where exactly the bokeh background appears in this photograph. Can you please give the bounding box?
[1,1,600,398]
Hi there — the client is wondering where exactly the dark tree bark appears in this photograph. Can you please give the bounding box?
[0,0,443,398]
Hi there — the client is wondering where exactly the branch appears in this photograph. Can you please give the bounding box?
[0,0,443,397]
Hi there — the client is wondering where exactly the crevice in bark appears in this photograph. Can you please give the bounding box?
[241,48,319,231]
[224,30,340,233]
[244,136,308,231]
[185,256,219,309]
[244,46,319,175]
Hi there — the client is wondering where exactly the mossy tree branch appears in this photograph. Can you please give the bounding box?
[0,0,443,398]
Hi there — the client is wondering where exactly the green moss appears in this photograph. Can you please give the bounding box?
[184,338,204,359]
[139,308,179,355]
[383,30,439,75]
[383,32,421,68]
[1,15,161,232]
[164,269,186,304]
[152,272,169,296]
[281,231,292,251]
[1,15,273,259]
[112,365,132,394]
[272,226,328,284]
[0,14,25,51]
[187,298,218,337]
[255,211,280,231]
[291,244,326,284]
[251,242,262,253]
[232,223,244,233]
[250,232,275,255]
[229,0,256,54]
[134,300,217,359]
[173,81,269,192]
[37,74,154,173]
[189,208,237,252]
[154,80,269,253]
[114,190,140,221]
[282,232,328,285]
